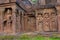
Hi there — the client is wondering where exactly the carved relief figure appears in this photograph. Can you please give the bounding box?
[3,8,12,33]
[43,13,50,32]
[37,13,43,32]
[50,12,57,31]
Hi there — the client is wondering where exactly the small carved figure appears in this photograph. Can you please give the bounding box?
[43,13,50,31]
[50,12,57,31]
[3,8,12,33]
[37,13,43,32]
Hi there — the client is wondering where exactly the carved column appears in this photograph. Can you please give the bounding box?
[0,7,4,33]
[16,10,21,33]
[18,10,21,33]
[35,10,39,32]
[56,6,60,32]
[1,7,5,33]
[12,7,16,34]
[21,11,25,32]
[0,8,1,32]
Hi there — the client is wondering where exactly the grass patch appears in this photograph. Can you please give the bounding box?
[0,35,60,40]
[0,36,15,40]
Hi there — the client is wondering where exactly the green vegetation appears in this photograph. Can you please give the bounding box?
[0,35,60,40]
[31,0,38,4]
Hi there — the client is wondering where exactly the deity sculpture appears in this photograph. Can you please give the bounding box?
[37,13,43,32]
[3,8,12,33]
[50,12,57,32]
[43,13,50,31]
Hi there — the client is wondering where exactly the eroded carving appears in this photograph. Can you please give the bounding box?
[3,8,12,33]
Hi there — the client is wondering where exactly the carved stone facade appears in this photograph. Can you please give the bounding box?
[0,0,60,35]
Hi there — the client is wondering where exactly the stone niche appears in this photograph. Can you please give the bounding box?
[23,12,36,32]
[3,8,13,33]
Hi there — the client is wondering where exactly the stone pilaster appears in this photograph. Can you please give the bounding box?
[0,7,4,33]
[1,7,5,33]
[12,6,16,34]
[56,6,60,32]
[21,11,25,32]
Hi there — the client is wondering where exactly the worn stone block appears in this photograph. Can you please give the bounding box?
[0,0,9,4]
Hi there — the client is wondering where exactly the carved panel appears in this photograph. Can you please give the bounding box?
[36,8,58,32]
